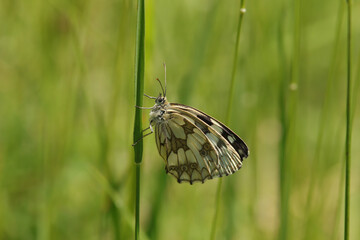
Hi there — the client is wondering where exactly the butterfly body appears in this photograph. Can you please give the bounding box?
[148,94,249,184]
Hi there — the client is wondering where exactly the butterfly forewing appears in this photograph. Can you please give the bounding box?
[170,103,249,160]
[167,106,244,176]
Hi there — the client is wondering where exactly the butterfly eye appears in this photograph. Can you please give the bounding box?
[157,97,165,104]
[155,97,162,104]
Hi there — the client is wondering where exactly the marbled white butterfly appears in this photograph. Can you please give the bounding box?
[134,64,249,184]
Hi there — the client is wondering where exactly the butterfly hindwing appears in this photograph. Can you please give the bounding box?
[155,113,221,184]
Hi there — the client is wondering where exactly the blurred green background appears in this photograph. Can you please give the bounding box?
[0,0,359,239]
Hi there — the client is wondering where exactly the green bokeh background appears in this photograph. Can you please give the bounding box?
[0,0,359,239]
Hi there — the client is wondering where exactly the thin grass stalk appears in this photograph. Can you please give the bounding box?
[278,0,301,238]
[276,6,287,240]
[210,178,223,240]
[224,3,246,124]
[134,164,141,239]
[330,49,359,239]
[277,28,289,240]
[344,0,352,239]
[110,200,121,240]
[278,70,288,240]
[133,0,145,239]
[210,1,246,239]
[331,145,346,240]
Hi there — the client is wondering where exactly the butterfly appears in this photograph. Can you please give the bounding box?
[134,64,249,184]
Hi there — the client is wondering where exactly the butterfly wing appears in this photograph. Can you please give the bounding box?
[154,103,249,184]
[170,103,249,160]
[167,103,249,178]
[155,113,221,184]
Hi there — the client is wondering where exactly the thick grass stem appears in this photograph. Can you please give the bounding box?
[133,0,145,239]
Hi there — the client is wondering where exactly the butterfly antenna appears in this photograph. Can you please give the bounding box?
[163,62,167,97]
[156,78,165,97]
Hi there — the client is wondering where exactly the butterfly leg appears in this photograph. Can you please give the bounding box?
[132,124,154,146]
[135,105,153,109]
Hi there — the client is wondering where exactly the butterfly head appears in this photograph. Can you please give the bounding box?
[155,93,167,106]
[149,94,168,124]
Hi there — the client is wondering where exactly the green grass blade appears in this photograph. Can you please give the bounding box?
[277,21,289,240]
[225,2,246,125]
[133,0,145,239]
[277,0,302,238]
[210,178,223,240]
[344,0,352,239]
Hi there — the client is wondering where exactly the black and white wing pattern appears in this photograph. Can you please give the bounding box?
[153,102,249,184]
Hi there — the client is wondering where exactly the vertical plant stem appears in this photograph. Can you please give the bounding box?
[133,0,145,239]
[210,1,246,239]
[278,0,301,238]
[210,178,223,240]
[110,200,121,240]
[276,7,287,240]
[278,26,289,240]
[225,2,246,124]
[134,164,141,240]
[344,0,352,239]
